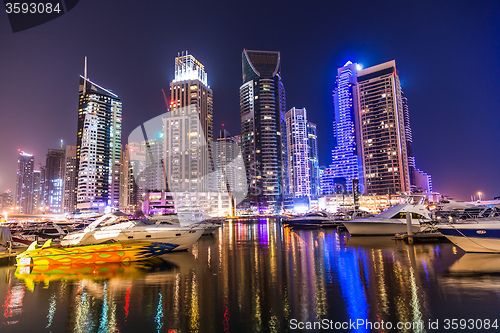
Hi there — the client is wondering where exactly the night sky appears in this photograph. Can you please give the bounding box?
[1,0,499,201]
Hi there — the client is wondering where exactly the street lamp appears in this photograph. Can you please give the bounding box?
[478,192,482,202]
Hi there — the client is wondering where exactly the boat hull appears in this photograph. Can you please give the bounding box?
[62,227,203,251]
[16,241,178,266]
[343,221,421,236]
[439,227,500,253]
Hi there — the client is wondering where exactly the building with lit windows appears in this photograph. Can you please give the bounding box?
[76,68,122,212]
[240,50,288,212]
[63,145,78,213]
[15,151,35,214]
[402,91,416,188]
[215,129,246,194]
[323,60,431,197]
[0,190,13,212]
[307,122,320,197]
[286,107,310,198]
[357,60,410,195]
[45,148,65,213]
[414,169,433,193]
[119,143,142,214]
[329,61,364,194]
[164,52,213,193]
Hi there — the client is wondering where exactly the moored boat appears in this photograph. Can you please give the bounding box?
[284,211,340,228]
[342,204,432,235]
[438,222,500,253]
[16,239,178,266]
[61,212,204,251]
[437,207,500,253]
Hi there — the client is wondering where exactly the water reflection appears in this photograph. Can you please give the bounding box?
[1,220,500,332]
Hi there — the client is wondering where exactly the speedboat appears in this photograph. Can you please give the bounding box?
[284,211,340,228]
[61,212,204,251]
[16,239,178,266]
[342,204,432,235]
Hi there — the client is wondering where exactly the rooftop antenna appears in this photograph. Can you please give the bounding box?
[83,56,88,92]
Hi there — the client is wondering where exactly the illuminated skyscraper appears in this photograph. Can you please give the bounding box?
[330,61,364,194]
[216,129,244,193]
[76,62,122,212]
[307,122,320,197]
[240,50,288,211]
[164,51,213,193]
[0,190,13,212]
[119,143,142,213]
[45,148,65,213]
[15,151,34,213]
[286,107,310,198]
[63,145,78,213]
[357,60,411,194]
[32,169,43,213]
[402,91,416,189]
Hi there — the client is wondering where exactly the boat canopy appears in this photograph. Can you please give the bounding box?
[375,204,431,220]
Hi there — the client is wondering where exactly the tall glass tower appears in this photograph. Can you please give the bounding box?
[45,148,65,213]
[307,122,320,197]
[15,151,34,214]
[76,63,122,211]
[330,61,364,194]
[63,145,78,213]
[285,107,310,198]
[240,50,288,212]
[165,51,213,193]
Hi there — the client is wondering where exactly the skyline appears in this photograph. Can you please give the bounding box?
[1,1,499,201]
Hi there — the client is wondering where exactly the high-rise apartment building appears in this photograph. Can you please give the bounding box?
[32,169,43,213]
[307,122,320,197]
[0,190,13,212]
[325,60,430,197]
[164,52,213,193]
[76,67,122,212]
[215,129,246,195]
[285,107,310,198]
[330,61,364,194]
[15,151,34,214]
[63,145,78,213]
[45,148,65,213]
[402,91,416,189]
[357,60,410,195]
[240,50,288,211]
[119,144,142,213]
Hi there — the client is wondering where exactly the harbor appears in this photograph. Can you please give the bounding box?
[2,215,500,332]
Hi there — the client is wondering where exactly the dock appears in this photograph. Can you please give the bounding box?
[394,232,448,243]
[0,248,17,266]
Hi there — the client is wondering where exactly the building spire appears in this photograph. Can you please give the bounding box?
[83,56,88,92]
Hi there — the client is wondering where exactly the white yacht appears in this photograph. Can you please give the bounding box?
[342,204,432,235]
[61,212,204,251]
[437,210,500,253]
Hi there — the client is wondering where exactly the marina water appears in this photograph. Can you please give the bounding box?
[1,218,500,332]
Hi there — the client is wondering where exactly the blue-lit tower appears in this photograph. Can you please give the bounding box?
[329,61,364,194]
